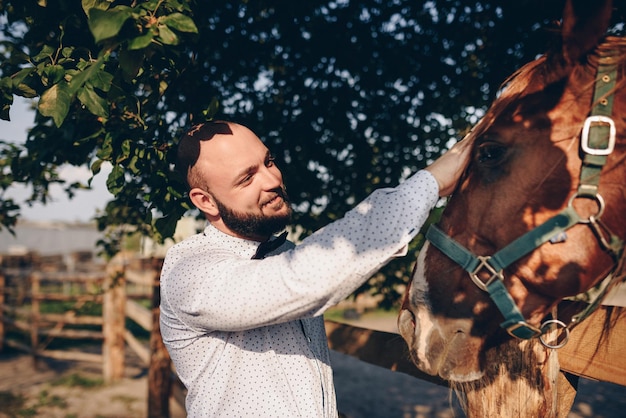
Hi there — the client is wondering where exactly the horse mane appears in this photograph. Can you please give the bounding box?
[472,36,626,140]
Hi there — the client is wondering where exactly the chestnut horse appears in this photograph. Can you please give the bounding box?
[399,0,626,416]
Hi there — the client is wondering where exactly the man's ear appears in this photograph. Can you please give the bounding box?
[189,188,220,217]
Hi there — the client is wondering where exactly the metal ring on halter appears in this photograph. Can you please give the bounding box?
[567,193,605,224]
[539,319,570,349]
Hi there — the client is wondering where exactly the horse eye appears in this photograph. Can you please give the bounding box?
[477,142,507,165]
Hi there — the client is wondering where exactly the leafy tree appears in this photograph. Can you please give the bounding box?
[1,0,623,307]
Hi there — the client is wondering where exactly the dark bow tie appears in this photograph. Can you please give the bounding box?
[252,231,288,259]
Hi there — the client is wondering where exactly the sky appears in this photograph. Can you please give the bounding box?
[0,96,113,223]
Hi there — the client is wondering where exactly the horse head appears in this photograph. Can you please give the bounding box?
[399,0,626,388]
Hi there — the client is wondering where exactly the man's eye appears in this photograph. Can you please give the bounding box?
[266,156,276,167]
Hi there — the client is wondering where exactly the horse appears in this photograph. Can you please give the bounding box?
[398,0,626,416]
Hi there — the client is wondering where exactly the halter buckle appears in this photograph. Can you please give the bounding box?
[505,321,543,340]
[470,255,504,292]
[581,115,616,156]
[539,319,570,349]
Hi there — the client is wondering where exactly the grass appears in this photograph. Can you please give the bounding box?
[0,389,67,417]
[0,391,27,416]
[51,373,104,389]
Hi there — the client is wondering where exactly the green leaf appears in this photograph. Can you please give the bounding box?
[160,13,198,33]
[14,83,38,98]
[202,97,220,120]
[68,54,106,95]
[38,82,72,127]
[0,103,11,121]
[128,155,140,174]
[119,139,131,162]
[119,49,144,80]
[127,32,154,50]
[32,45,56,63]
[81,0,111,15]
[88,7,133,43]
[156,24,179,45]
[42,65,66,86]
[91,159,103,175]
[61,47,74,58]
[97,133,113,160]
[154,214,179,243]
[106,164,126,195]
[77,85,109,118]
[89,69,114,92]
[7,49,30,65]
[11,68,35,87]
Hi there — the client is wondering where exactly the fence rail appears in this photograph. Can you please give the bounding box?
[2,254,625,418]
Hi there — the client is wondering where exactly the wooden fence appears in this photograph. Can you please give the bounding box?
[2,254,626,418]
[0,255,181,417]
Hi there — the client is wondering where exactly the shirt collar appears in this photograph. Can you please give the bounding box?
[202,223,261,259]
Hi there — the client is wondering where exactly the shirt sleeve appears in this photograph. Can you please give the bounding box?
[161,170,439,333]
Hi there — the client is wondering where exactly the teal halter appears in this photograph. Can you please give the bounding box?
[426,56,624,346]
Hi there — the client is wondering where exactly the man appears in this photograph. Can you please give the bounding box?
[159,120,471,417]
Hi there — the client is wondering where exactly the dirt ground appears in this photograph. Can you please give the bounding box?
[1,315,626,417]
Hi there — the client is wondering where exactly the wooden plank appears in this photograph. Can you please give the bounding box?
[147,261,173,418]
[325,320,448,387]
[32,294,103,303]
[125,329,150,365]
[327,306,626,387]
[102,271,126,383]
[36,272,106,283]
[2,304,30,316]
[126,269,157,286]
[39,313,103,326]
[4,338,32,353]
[0,274,4,351]
[558,304,626,386]
[126,299,152,331]
[3,317,31,332]
[38,328,103,339]
[40,349,102,363]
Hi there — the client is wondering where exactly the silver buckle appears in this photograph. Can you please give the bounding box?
[469,256,503,292]
[506,321,542,339]
[581,115,616,156]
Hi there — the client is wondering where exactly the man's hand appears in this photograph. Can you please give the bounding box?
[425,134,473,197]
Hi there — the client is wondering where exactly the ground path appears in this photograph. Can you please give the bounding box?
[1,312,625,417]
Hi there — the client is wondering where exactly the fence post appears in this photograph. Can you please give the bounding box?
[103,263,126,383]
[148,257,172,418]
[30,272,41,368]
[0,272,4,352]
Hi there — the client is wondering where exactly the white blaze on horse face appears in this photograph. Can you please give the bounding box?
[412,244,437,370]
[409,243,486,382]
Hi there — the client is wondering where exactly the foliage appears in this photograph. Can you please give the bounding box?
[1,1,624,305]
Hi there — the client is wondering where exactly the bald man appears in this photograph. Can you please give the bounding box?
[160,120,471,417]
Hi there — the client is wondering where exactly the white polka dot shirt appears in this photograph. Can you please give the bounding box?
[159,170,439,417]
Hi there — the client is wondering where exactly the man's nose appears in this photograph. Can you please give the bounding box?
[259,166,282,189]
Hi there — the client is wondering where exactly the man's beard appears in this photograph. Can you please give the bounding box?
[213,187,292,239]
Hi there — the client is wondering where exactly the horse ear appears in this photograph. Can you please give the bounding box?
[561,0,613,65]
